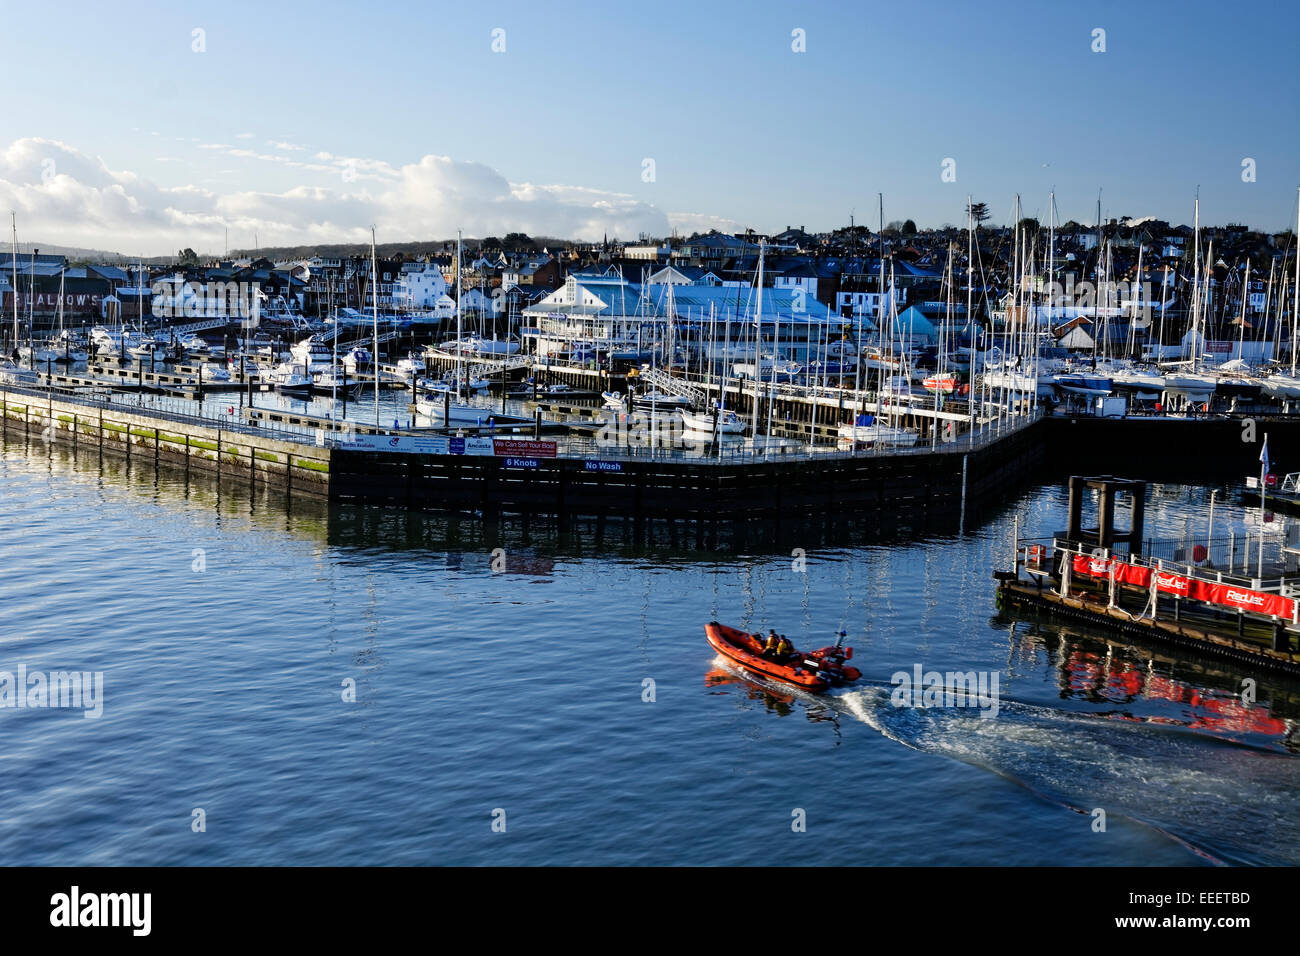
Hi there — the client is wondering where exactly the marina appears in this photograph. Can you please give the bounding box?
[5,0,1299,932]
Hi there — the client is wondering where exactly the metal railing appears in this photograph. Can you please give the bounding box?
[0,380,318,446]
[1029,535,1300,593]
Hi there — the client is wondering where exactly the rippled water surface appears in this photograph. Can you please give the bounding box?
[1,435,1296,865]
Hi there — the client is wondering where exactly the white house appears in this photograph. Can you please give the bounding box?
[395,262,450,309]
[459,287,501,317]
[836,286,902,319]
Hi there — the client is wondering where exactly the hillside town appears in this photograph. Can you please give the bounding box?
[3,212,1296,359]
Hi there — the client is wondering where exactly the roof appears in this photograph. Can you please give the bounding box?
[894,306,936,335]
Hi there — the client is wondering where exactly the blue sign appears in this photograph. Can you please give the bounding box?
[449,437,464,454]
[504,457,540,469]
[583,460,623,473]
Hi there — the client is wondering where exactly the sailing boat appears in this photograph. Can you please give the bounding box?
[416,230,492,426]
[1162,199,1218,404]
[1263,189,1300,400]
[837,263,918,448]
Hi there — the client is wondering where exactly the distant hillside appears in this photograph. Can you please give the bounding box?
[229,236,575,260]
[7,242,177,265]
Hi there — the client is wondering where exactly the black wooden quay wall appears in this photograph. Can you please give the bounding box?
[330,419,1047,522]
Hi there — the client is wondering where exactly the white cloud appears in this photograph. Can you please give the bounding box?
[668,211,746,236]
[234,132,255,139]
[0,137,672,255]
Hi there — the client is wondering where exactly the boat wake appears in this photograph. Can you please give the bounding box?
[835,685,1300,866]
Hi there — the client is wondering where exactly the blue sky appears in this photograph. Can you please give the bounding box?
[2,0,1297,254]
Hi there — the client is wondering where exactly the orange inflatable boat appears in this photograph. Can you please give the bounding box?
[705,621,862,692]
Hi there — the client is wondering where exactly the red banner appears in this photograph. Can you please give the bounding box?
[492,439,557,458]
[1068,554,1293,618]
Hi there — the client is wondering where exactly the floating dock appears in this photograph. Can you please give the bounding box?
[997,476,1300,676]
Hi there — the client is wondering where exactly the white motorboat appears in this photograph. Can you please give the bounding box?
[1053,372,1114,397]
[1161,371,1217,397]
[341,346,372,372]
[419,373,489,395]
[837,413,919,448]
[396,352,425,375]
[632,390,692,411]
[1263,373,1300,400]
[50,330,88,363]
[463,334,520,357]
[265,363,313,396]
[18,342,59,363]
[679,407,746,435]
[415,397,493,426]
[1109,365,1165,392]
[289,335,334,371]
[732,358,802,381]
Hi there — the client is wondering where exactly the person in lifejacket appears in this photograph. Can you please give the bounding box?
[775,634,794,662]
[762,630,780,659]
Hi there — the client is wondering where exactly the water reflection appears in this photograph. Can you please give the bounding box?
[1006,620,1300,753]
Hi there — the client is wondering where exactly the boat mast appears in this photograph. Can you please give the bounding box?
[10,213,18,354]
[764,243,779,453]
[1130,242,1142,358]
[1292,187,1300,375]
[966,195,975,440]
[456,230,464,394]
[1092,192,1101,370]
[371,226,379,425]
[1238,259,1250,358]
[750,243,764,440]
[1191,196,1200,374]
[877,194,886,404]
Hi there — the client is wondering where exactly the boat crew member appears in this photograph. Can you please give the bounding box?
[776,635,793,662]
[763,630,780,659]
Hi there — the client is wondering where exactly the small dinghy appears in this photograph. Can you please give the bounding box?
[704,622,861,692]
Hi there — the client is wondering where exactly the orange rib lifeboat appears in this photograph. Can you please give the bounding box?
[704,621,862,692]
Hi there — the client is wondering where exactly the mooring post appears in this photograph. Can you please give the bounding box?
[534,408,541,441]
[1066,475,1084,541]
[958,453,968,535]
[1273,621,1290,652]
[1013,514,1020,579]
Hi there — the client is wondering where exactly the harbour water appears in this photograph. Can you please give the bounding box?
[1,435,1297,866]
